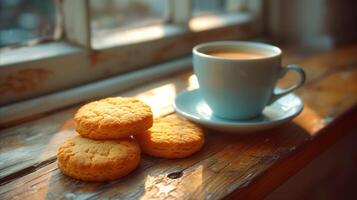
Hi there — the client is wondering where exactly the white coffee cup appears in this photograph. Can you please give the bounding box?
[193,41,306,120]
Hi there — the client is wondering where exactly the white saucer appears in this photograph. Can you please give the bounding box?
[173,89,304,133]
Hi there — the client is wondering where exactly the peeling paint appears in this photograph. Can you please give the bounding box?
[90,50,133,67]
[0,68,52,95]
[90,51,107,65]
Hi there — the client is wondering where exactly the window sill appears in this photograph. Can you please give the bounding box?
[92,12,254,50]
[0,56,192,124]
[92,24,186,50]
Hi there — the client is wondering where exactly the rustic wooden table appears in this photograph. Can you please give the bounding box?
[0,43,356,200]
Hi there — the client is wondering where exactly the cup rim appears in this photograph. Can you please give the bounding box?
[193,41,282,61]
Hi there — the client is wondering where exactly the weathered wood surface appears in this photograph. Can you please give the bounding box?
[0,43,357,200]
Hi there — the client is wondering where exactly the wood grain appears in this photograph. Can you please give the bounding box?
[0,44,357,200]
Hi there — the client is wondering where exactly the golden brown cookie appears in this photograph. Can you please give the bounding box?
[57,136,140,181]
[74,97,153,139]
[135,115,204,159]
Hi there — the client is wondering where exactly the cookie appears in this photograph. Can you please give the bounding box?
[74,97,153,139]
[135,115,204,159]
[57,136,140,181]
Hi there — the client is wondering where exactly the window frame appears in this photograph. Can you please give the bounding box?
[0,0,264,106]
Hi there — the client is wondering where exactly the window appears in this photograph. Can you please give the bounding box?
[193,0,226,16]
[90,0,167,36]
[193,0,247,16]
[90,0,170,48]
[0,0,263,107]
[0,0,60,49]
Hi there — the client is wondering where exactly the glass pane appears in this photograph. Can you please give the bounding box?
[90,0,167,36]
[193,0,226,16]
[0,0,58,48]
[193,0,247,16]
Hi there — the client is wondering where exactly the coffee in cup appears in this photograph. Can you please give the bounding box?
[206,50,268,59]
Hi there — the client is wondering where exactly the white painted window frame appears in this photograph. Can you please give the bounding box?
[0,0,263,122]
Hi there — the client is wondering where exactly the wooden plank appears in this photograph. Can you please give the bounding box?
[0,104,339,199]
[298,69,357,118]
[0,108,77,182]
[0,115,310,200]
[0,44,357,199]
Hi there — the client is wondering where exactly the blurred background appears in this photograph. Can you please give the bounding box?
[1,0,357,49]
[0,0,57,47]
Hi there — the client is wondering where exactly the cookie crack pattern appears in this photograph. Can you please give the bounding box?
[135,116,204,159]
[57,136,140,181]
[74,97,153,139]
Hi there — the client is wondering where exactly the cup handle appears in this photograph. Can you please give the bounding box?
[269,64,306,104]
